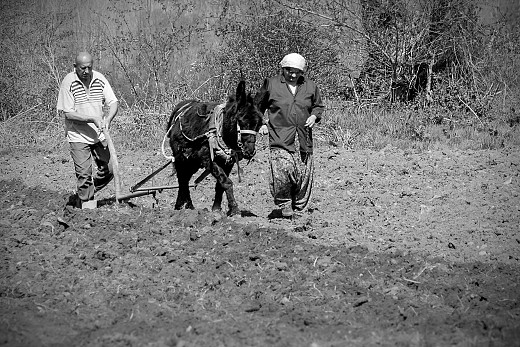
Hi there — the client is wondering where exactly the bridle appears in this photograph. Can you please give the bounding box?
[236,125,258,152]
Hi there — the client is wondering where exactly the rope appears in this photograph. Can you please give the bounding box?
[161,131,175,162]
[161,102,196,162]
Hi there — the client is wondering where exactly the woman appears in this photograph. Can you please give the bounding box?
[255,53,325,218]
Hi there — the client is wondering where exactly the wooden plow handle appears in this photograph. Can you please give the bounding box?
[102,127,159,202]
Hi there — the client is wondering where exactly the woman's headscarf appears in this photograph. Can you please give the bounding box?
[280,53,306,72]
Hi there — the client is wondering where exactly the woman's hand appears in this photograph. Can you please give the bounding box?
[305,115,317,128]
[259,124,268,135]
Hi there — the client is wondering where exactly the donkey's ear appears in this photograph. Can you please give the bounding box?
[254,78,269,113]
[236,80,247,107]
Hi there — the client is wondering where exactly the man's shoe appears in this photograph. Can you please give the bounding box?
[281,206,294,218]
[81,200,97,209]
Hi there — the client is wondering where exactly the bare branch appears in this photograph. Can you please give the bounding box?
[272,0,394,64]
[458,96,484,127]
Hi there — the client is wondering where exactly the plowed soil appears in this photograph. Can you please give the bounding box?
[1,135,519,347]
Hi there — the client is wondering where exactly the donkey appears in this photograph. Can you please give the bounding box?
[166,80,264,216]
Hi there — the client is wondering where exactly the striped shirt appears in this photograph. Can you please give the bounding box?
[57,70,118,144]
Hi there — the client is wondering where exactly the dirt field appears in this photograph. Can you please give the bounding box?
[1,134,519,347]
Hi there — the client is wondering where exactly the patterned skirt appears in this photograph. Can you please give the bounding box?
[268,148,314,211]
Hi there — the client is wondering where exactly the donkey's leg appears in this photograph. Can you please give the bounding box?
[210,163,229,212]
[210,163,239,216]
[174,161,196,210]
[212,180,225,212]
[222,164,239,215]
[224,182,239,216]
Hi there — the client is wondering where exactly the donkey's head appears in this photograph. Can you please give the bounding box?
[224,80,264,160]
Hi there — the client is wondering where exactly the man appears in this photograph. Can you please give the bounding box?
[57,52,118,209]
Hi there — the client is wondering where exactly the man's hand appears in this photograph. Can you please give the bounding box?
[305,115,317,128]
[259,124,268,135]
[92,115,104,130]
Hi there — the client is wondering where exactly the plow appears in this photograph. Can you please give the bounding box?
[102,128,202,204]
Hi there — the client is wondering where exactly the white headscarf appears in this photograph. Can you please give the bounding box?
[280,53,306,72]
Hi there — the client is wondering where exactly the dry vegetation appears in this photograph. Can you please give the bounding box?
[0,0,519,154]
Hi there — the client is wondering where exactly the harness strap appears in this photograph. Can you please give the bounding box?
[212,103,230,154]
[239,129,258,135]
[235,152,242,183]
[207,132,216,162]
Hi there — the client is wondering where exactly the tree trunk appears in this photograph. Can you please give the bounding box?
[426,54,434,103]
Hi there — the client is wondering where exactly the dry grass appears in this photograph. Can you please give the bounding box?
[319,99,520,151]
[2,99,519,155]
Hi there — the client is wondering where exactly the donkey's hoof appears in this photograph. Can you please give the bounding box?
[227,207,240,217]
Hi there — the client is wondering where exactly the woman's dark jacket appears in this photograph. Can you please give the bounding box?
[255,74,325,154]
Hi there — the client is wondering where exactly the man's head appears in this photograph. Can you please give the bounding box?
[74,52,93,84]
